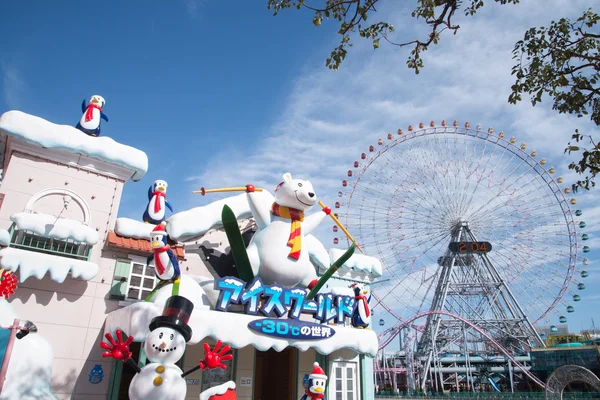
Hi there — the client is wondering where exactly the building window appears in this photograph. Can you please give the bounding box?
[9,226,91,261]
[110,258,157,301]
[330,361,358,400]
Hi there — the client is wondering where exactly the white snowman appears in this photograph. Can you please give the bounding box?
[245,172,331,288]
[100,296,233,400]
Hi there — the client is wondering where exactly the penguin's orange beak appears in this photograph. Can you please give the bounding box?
[158,186,165,191]
[152,241,160,247]
[91,98,99,104]
[363,290,368,294]
[315,387,323,393]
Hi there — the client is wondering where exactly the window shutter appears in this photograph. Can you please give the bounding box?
[110,259,131,300]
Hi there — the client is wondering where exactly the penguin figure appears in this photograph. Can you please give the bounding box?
[300,362,327,400]
[143,180,173,225]
[76,95,108,137]
[350,283,371,329]
[146,224,180,281]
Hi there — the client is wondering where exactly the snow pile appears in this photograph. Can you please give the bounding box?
[0,299,57,400]
[0,229,10,245]
[115,218,155,239]
[0,247,99,282]
[200,381,236,400]
[0,110,148,181]
[11,212,99,245]
[104,275,379,358]
[166,192,275,241]
[328,249,383,277]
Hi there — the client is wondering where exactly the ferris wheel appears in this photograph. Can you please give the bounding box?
[336,120,590,332]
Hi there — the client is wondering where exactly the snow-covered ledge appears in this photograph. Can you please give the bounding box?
[0,110,148,181]
[11,212,99,245]
[104,304,378,357]
[115,218,155,240]
[0,247,99,283]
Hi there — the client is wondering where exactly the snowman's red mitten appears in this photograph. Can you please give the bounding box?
[322,206,332,215]
[100,329,133,362]
[245,184,255,193]
[198,340,233,370]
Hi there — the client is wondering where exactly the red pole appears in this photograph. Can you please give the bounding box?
[0,318,20,395]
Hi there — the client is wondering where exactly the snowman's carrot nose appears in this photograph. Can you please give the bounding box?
[319,201,363,253]
[192,187,264,196]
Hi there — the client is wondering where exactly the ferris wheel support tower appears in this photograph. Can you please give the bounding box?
[416,219,545,391]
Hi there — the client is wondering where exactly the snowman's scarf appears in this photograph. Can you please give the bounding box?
[153,245,171,275]
[85,103,102,122]
[271,203,304,260]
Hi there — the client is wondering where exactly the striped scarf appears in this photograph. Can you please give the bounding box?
[271,203,304,260]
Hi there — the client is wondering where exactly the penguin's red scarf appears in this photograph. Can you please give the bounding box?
[303,391,325,400]
[152,191,166,213]
[271,203,304,260]
[355,294,371,317]
[85,103,102,122]
[153,245,170,275]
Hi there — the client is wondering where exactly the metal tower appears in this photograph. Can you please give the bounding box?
[416,220,544,392]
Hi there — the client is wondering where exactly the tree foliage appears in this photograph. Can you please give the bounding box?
[267,0,519,73]
[509,9,600,191]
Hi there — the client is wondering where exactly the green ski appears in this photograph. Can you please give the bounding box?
[221,205,255,283]
[306,242,356,300]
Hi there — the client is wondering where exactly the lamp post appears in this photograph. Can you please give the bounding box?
[0,318,37,395]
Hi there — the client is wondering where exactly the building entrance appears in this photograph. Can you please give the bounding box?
[254,347,297,400]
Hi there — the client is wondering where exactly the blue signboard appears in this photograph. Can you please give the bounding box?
[88,364,104,384]
[248,318,336,341]
[0,328,9,369]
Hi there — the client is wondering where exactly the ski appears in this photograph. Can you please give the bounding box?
[306,242,356,300]
[221,204,255,282]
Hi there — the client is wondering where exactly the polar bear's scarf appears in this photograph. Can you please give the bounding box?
[271,203,305,260]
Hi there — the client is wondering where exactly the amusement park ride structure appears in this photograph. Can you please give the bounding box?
[338,120,589,393]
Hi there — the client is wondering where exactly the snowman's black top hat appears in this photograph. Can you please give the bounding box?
[149,295,194,342]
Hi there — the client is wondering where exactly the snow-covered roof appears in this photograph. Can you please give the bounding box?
[11,212,99,245]
[0,247,99,283]
[0,110,148,181]
[328,249,383,277]
[115,217,155,240]
[166,192,274,241]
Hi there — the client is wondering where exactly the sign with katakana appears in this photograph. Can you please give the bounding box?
[247,318,336,341]
[215,276,356,324]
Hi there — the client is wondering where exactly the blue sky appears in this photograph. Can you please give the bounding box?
[2,0,600,337]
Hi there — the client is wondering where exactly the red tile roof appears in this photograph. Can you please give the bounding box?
[106,232,185,259]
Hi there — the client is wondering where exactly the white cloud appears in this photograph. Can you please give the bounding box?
[191,0,600,331]
[0,60,27,109]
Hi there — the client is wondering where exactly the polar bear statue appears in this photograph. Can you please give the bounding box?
[245,172,331,288]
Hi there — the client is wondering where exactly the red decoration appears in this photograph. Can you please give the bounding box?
[0,269,18,299]
[322,206,332,215]
[245,184,255,193]
[199,340,233,370]
[100,329,134,362]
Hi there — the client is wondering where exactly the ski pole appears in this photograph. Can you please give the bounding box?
[193,187,264,196]
[318,201,363,253]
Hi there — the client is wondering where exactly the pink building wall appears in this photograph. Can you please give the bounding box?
[0,140,132,399]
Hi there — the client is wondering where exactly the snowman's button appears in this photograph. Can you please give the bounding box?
[153,376,163,386]
[155,365,165,374]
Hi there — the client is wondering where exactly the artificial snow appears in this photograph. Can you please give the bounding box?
[0,229,10,245]
[115,217,155,240]
[0,299,57,400]
[166,192,275,241]
[105,304,378,358]
[0,247,99,283]
[200,381,236,400]
[0,110,148,181]
[328,248,383,277]
[11,212,99,245]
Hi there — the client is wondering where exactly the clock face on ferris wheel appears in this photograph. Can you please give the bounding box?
[337,122,589,328]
